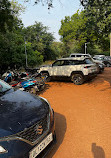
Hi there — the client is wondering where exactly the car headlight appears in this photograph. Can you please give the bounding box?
[0,146,7,154]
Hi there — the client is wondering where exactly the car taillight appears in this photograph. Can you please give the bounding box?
[84,66,91,68]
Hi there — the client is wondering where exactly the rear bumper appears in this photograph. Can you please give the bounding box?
[84,72,97,80]
[99,67,104,72]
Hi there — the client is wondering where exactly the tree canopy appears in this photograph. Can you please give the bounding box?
[24,0,53,9]
[59,0,111,55]
[0,0,14,32]
[0,0,110,73]
[0,0,58,73]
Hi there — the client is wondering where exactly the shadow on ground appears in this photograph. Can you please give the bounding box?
[87,68,111,90]
[46,112,67,158]
[38,80,73,95]
[38,68,111,94]
[37,83,51,95]
[92,143,105,158]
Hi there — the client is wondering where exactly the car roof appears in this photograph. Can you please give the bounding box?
[70,53,90,56]
[57,57,90,61]
[94,55,105,57]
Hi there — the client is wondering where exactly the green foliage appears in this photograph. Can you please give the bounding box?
[10,0,26,17]
[102,51,110,56]
[0,1,55,72]
[59,10,95,55]
[81,0,111,50]
[0,0,14,32]
[50,42,66,58]
[28,50,43,67]
[23,22,55,61]
[59,2,110,55]
[0,30,25,68]
[25,42,43,67]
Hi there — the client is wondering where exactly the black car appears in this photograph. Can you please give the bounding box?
[0,80,56,158]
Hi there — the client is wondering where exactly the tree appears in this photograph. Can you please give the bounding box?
[11,0,25,17]
[80,0,110,8]
[50,42,66,58]
[23,22,55,61]
[80,0,111,52]
[0,1,26,71]
[0,0,14,32]
[59,10,97,55]
[24,0,53,9]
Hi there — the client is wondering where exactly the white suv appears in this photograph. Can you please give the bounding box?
[38,57,98,85]
[69,53,105,73]
[69,53,92,58]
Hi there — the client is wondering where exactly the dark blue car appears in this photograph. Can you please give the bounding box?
[0,80,56,158]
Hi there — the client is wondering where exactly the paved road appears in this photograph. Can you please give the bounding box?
[40,68,111,158]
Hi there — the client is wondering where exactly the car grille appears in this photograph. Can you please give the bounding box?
[16,113,50,144]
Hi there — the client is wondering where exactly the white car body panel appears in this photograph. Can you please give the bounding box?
[39,63,98,77]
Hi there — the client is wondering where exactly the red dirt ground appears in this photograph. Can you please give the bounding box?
[40,68,111,158]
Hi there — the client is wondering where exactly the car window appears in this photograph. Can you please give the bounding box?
[76,55,83,57]
[0,80,11,93]
[68,60,84,65]
[52,60,64,66]
[62,60,70,65]
[70,55,76,57]
[84,58,94,64]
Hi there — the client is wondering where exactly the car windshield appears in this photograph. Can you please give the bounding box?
[0,80,12,93]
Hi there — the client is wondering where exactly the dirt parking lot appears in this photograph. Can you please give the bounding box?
[40,68,111,158]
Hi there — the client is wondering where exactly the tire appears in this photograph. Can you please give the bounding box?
[71,74,84,85]
[106,63,110,67]
[41,72,51,82]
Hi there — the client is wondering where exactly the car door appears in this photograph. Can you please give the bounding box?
[51,60,65,76]
[51,60,72,77]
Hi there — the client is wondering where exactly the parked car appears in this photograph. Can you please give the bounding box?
[69,53,92,58]
[93,56,111,67]
[69,53,105,73]
[0,79,56,158]
[38,57,98,85]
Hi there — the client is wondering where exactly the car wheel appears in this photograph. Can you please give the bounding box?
[41,72,51,82]
[71,74,84,85]
[106,63,110,67]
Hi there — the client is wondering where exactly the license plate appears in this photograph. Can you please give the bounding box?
[29,133,53,158]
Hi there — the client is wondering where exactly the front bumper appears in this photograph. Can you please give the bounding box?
[0,112,56,158]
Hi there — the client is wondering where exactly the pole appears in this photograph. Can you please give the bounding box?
[25,42,28,67]
[110,33,111,56]
[24,37,28,67]
[85,43,87,54]
[85,42,90,54]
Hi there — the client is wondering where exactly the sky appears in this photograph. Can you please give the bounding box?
[20,0,83,41]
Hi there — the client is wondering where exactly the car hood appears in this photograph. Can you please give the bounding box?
[0,90,49,138]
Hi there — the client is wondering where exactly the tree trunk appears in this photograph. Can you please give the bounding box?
[110,33,111,56]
